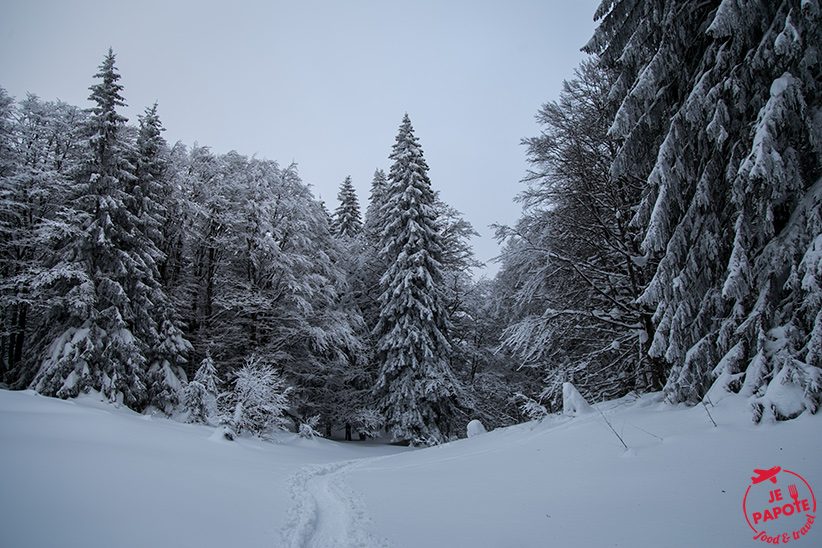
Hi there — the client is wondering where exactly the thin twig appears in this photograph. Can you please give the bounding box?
[702,400,717,427]
[597,405,628,450]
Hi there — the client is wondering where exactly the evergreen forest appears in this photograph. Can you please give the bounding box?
[2,0,821,444]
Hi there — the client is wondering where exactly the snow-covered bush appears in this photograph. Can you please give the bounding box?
[351,408,384,440]
[298,415,322,439]
[218,355,291,439]
[514,392,548,421]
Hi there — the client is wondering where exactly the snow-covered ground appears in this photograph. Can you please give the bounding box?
[1,388,819,548]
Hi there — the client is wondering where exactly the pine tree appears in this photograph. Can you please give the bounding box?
[332,175,362,237]
[586,0,822,417]
[364,168,388,243]
[373,114,459,444]
[181,350,220,424]
[31,49,172,410]
[133,103,168,249]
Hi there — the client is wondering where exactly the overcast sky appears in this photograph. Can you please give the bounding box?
[1,0,601,276]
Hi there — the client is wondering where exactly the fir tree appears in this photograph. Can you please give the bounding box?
[32,49,172,410]
[332,175,362,238]
[133,102,168,248]
[357,168,391,333]
[181,350,220,424]
[364,168,388,243]
[586,0,822,418]
[134,103,192,411]
[373,114,459,444]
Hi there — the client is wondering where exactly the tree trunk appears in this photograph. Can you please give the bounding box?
[12,303,25,366]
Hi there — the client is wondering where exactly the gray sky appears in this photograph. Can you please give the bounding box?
[1,0,600,276]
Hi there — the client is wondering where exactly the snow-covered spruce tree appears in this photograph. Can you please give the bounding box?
[327,168,394,439]
[356,168,392,334]
[586,0,822,418]
[31,49,177,410]
[133,103,168,252]
[218,354,291,439]
[181,350,220,424]
[134,103,192,411]
[373,114,460,444]
[364,168,389,243]
[332,175,363,238]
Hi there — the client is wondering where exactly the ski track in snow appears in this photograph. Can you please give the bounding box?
[280,456,392,548]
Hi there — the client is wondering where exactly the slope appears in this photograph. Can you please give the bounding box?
[0,388,819,548]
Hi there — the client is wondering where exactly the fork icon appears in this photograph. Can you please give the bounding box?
[789,484,800,506]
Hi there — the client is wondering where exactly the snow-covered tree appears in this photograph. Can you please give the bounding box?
[332,175,362,238]
[31,49,174,410]
[0,93,86,384]
[373,114,460,444]
[181,350,220,424]
[0,87,19,380]
[133,103,168,250]
[496,59,660,406]
[586,0,822,418]
[363,168,388,242]
[165,149,363,431]
[218,354,291,438]
[354,168,391,332]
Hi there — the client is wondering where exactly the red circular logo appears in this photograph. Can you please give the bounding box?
[743,466,816,543]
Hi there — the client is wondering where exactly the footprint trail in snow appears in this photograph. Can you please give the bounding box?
[280,457,392,548]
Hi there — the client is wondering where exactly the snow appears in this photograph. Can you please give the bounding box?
[562,381,593,416]
[1,388,820,548]
[770,74,791,98]
[466,419,487,437]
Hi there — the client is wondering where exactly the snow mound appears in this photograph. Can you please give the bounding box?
[562,382,593,416]
[466,419,487,437]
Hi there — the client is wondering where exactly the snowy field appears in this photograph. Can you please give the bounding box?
[1,388,820,548]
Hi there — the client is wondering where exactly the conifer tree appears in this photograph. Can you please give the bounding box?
[332,175,362,237]
[32,49,173,410]
[181,350,220,424]
[586,0,822,417]
[364,168,388,243]
[134,103,192,411]
[373,114,459,444]
[133,103,168,248]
